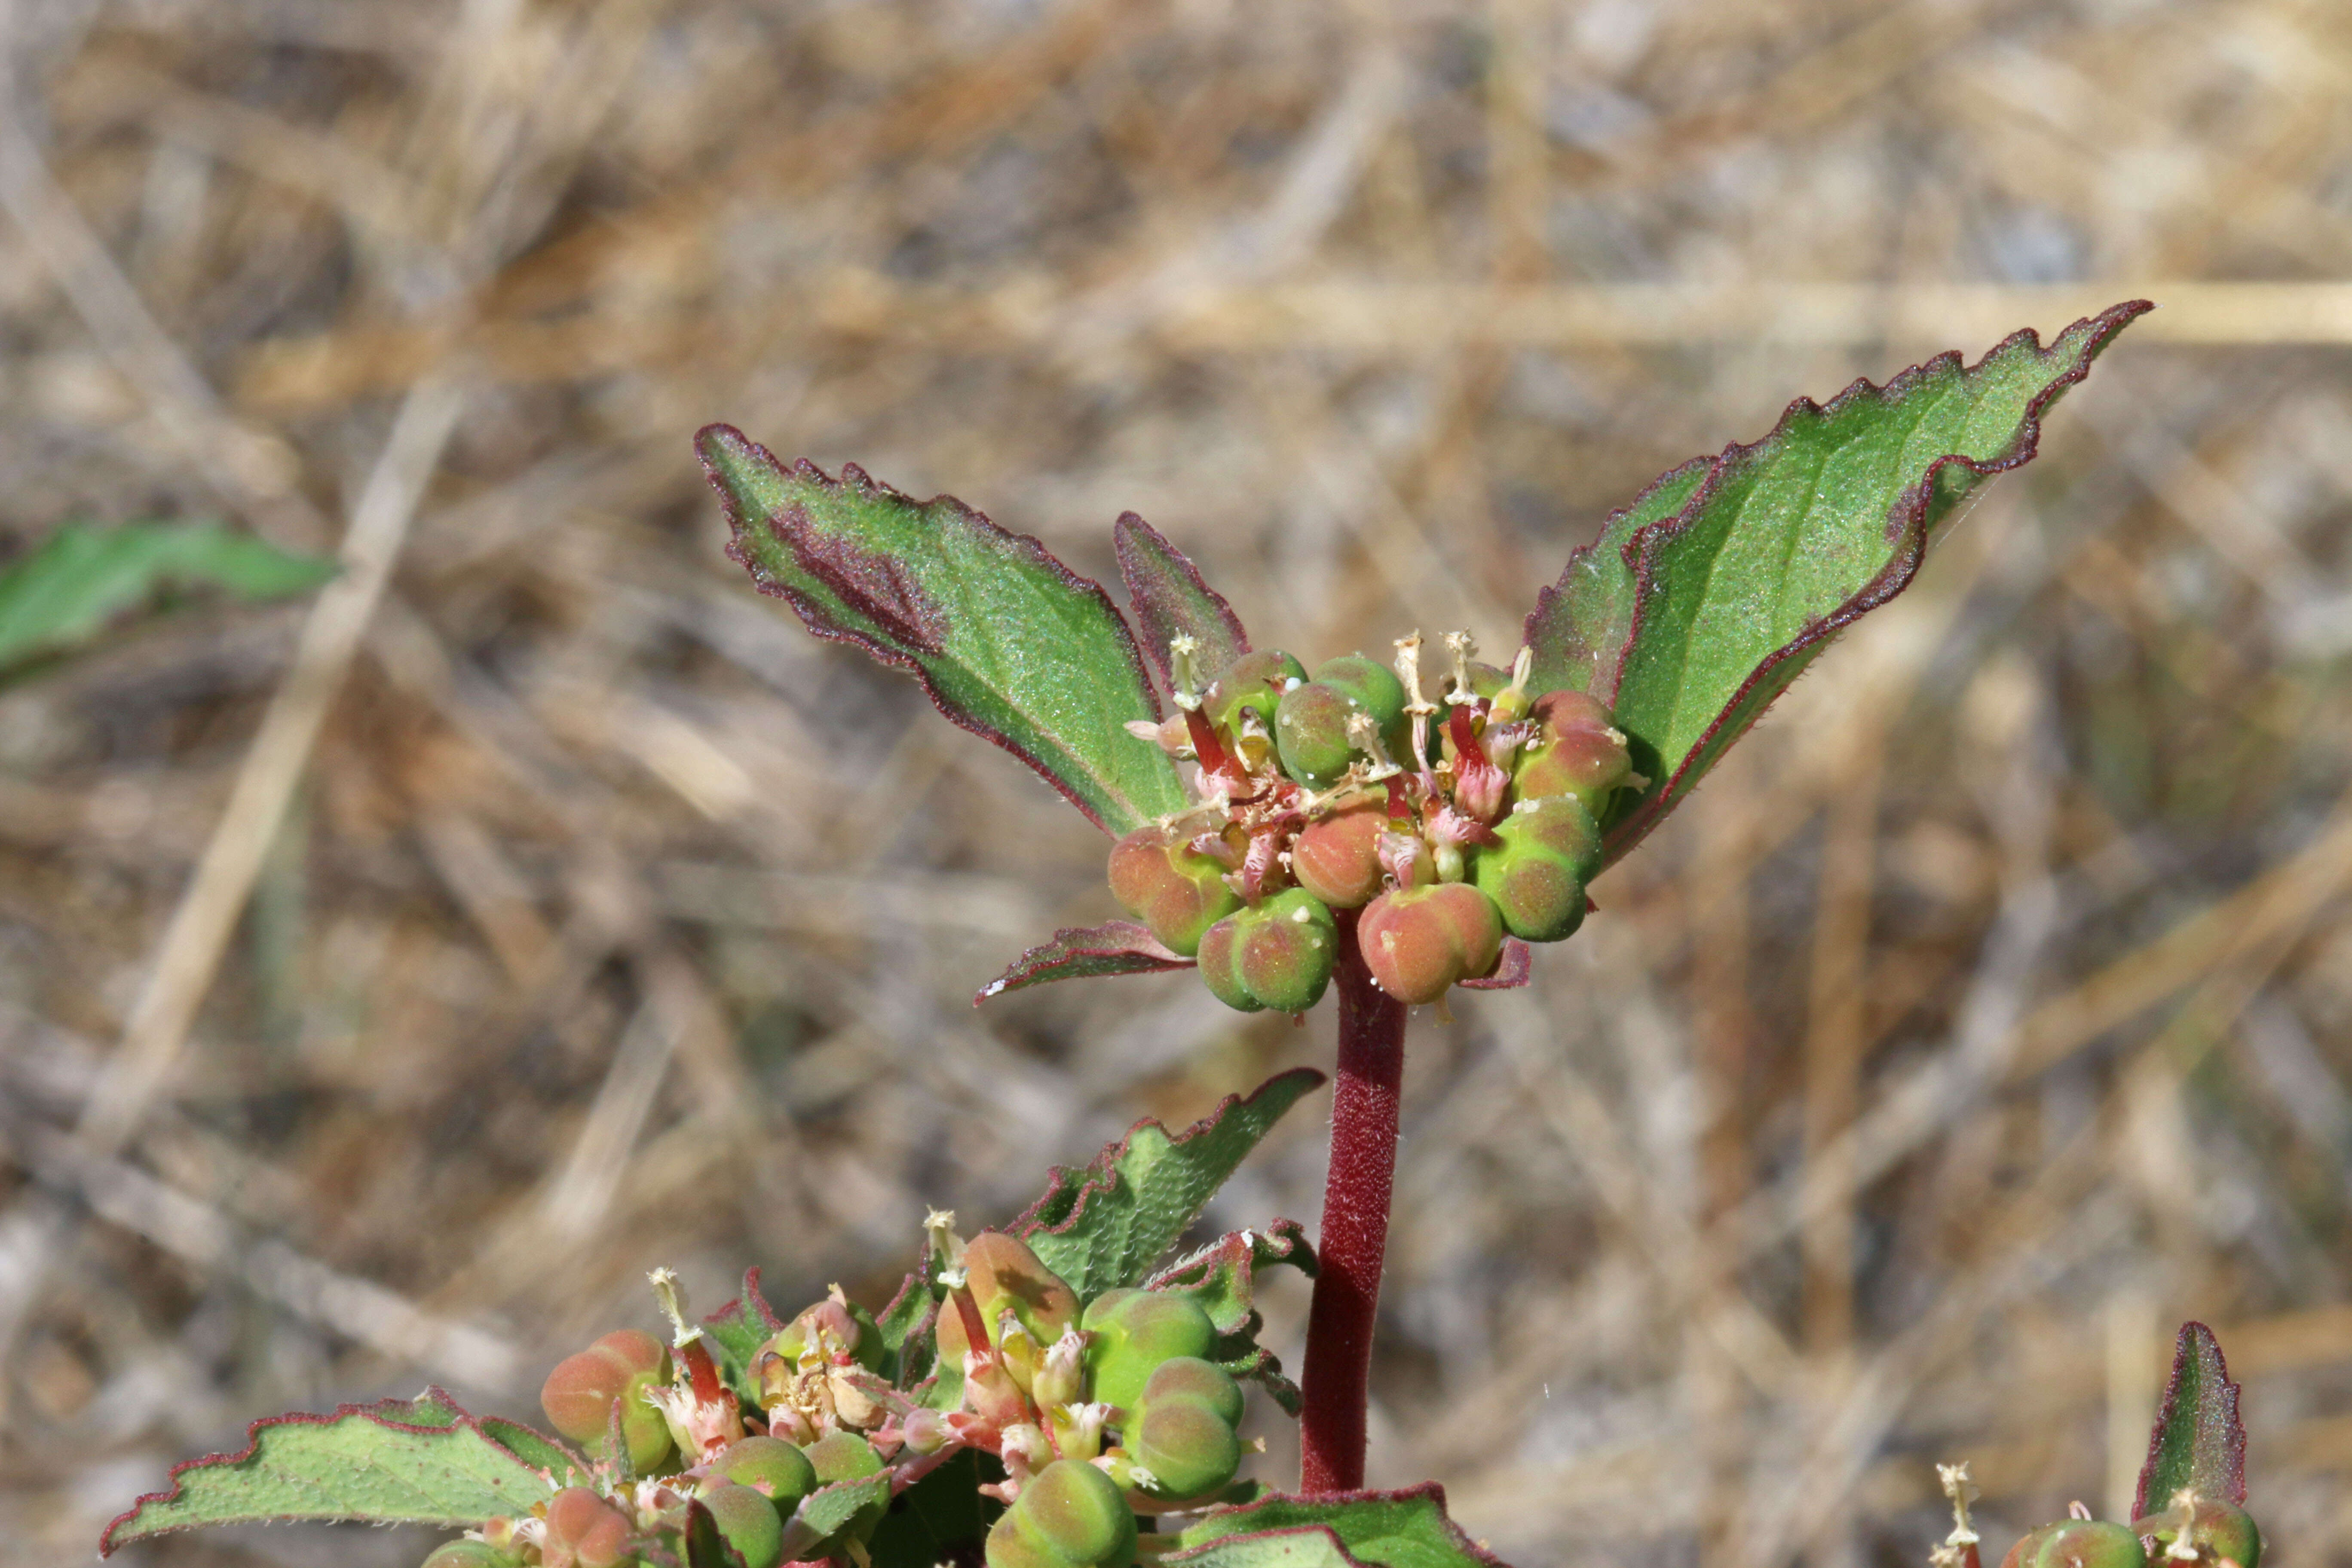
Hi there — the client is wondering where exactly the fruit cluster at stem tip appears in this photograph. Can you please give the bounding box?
[422,1217,1254,1568]
[1111,629,1639,1009]
[1928,1464,2262,1568]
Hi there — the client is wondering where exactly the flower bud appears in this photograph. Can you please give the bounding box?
[1291,799,1388,908]
[539,1330,675,1476]
[541,1488,634,1568]
[934,1231,1082,1367]
[698,1480,785,1568]
[1358,882,1504,1004]
[2003,1520,2147,1568]
[2132,1496,2260,1568]
[1124,1357,1244,1503]
[1473,794,1599,943]
[1107,825,1242,957]
[1512,690,1633,813]
[985,1457,1138,1568]
[1035,1328,1087,1409]
[901,1406,952,1455]
[704,1436,816,1512]
[1196,889,1337,1014]
[1081,1289,1218,1415]
[1204,650,1307,738]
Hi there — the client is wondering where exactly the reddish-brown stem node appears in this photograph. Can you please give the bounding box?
[1297,908,1407,1494]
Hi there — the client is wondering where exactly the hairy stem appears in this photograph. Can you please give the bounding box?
[1298,908,1408,1494]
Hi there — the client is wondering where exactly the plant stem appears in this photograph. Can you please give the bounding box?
[1298,908,1407,1494]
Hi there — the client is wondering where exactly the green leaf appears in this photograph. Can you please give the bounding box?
[1011,1069,1323,1300]
[1147,1220,1317,1414]
[1114,510,1250,694]
[780,1473,894,1560]
[1523,302,2149,865]
[699,428,1186,835]
[2134,1322,2247,1517]
[701,1268,785,1406]
[100,1389,555,1555]
[1521,459,1707,700]
[1169,1485,1508,1568]
[0,519,334,679]
[874,1268,940,1391]
[975,920,1193,1004]
[478,1418,592,1488]
[867,1450,1007,1568]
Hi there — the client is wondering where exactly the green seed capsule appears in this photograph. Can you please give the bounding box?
[1204,650,1307,738]
[1511,689,1632,815]
[705,1436,816,1512]
[699,1481,785,1568]
[2132,1498,2260,1568]
[1312,655,1408,745]
[799,1430,885,1485]
[985,1458,1138,1568]
[1106,825,1240,957]
[2001,1520,2147,1568]
[420,1543,508,1568]
[1473,794,1599,943]
[1195,889,1337,1014]
[1272,681,1361,787]
[1125,1357,1245,1502]
[1081,1289,1218,1414]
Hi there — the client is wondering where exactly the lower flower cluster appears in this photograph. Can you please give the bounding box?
[426,1221,1251,1568]
[1112,632,1638,1007]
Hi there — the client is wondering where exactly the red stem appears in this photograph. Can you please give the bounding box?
[1298,907,1407,1494]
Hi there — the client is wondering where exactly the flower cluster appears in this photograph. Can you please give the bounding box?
[1112,631,1639,1007]
[429,1222,1249,1568]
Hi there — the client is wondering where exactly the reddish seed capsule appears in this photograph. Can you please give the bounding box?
[1357,882,1504,1004]
[541,1488,634,1568]
[1106,824,1240,957]
[933,1231,1081,1366]
[1290,800,1388,909]
[539,1330,674,1476]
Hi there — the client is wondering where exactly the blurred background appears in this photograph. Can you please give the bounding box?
[3,0,2351,1564]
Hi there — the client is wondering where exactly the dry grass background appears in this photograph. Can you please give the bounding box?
[3,0,2352,1564]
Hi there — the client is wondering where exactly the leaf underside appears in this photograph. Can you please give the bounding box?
[1012,1068,1324,1300]
[1170,1485,1509,1568]
[1457,938,1531,991]
[975,919,1194,1004]
[2134,1321,2248,1517]
[0,518,335,679]
[101,1390,557,1554]
[699,427,1186,835]
[1114,510,1251,693]
[1522,301,2150,867]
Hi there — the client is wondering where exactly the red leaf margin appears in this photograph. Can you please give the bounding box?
[1164,1481,1511,1568]
[2132,1320,2248,1517]
[1008,1067,1327,1244]
[699,426,1168,837]
[974,919,1194,1004]
[1524,300,2153,870]
[100,1386,576,1556]
[1114,509,1251,696]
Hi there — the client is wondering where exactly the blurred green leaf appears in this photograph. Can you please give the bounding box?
[101,1390,551,1554]
[1523,302,2150,867]
[865,1450,1004,1568]
[698,427,1186,835]
[0,519,335,679]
